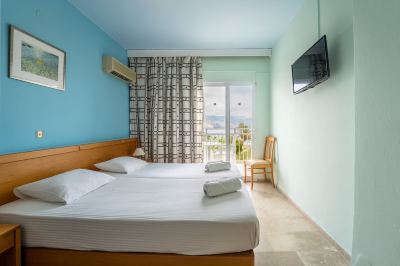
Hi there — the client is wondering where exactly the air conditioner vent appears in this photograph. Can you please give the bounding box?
[110,70,130,82]
[103,56,136,84]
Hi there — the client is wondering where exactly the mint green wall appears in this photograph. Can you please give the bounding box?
[352,0,400,264]
[202,57,270,160]
[270,0,354,253]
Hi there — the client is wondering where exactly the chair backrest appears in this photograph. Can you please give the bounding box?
[264,136,276,161]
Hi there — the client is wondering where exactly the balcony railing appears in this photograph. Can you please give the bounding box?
[203,128,252,163]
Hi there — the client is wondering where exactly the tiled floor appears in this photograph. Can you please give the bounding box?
[247,182,350,266]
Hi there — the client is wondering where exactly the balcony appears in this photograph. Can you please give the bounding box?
[203,127,252,163]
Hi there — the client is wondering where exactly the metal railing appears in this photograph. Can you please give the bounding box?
[203,128,252,163]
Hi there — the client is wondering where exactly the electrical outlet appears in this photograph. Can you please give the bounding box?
[36,130,44,139]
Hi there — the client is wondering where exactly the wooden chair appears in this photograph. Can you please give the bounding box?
[243,136,276,190]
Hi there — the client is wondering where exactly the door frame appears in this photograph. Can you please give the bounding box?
[203,82,256,162]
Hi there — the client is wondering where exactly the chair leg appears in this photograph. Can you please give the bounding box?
[243,162,247,183]
[270,165,275,188]
[251,167,254,190]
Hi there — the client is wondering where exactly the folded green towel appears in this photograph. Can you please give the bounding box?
[203,177,242,197]
[205,162,231,172]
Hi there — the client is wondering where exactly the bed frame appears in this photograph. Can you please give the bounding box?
[0,139,254,266]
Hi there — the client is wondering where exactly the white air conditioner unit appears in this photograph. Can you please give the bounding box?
[103,56,136,84]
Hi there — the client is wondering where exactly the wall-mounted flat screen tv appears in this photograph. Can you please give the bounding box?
[291,35,330,94]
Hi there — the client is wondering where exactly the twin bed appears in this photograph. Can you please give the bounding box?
[0,139,259,266]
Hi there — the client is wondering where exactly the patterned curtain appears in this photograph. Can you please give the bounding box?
[128,57,203,163]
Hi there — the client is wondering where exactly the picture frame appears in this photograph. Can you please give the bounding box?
[9,25,66,91]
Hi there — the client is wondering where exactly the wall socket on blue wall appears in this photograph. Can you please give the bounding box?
[36,130,44,139]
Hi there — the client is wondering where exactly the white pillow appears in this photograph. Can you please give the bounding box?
[94,156,147,174]
[14,169,115,204]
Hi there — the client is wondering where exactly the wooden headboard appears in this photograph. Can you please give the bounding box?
[0,138,137,205]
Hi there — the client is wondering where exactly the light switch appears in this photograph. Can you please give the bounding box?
[36,130,44,139]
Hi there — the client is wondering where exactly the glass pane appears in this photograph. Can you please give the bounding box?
[203,86,226,162]
[230,85,253,162]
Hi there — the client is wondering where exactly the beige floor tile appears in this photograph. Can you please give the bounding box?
[263,217,319,234]
[298,250,350,266]
[254,235,274,252]
[266,231,337,252]
[256,201,304,219]
[255,251,305,266]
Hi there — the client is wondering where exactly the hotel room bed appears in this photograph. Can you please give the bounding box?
[0,138,257,266]
[0,176,259,255]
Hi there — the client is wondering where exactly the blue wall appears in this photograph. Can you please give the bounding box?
[0,0,129,154]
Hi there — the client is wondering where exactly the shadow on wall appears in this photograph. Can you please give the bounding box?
[274,139,280,187]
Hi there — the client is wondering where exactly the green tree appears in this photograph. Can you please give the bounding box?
[235,123,252,161]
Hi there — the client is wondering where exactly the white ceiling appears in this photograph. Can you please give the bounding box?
[69,0,304,50]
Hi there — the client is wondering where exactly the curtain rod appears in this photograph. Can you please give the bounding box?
[127,49,272,57]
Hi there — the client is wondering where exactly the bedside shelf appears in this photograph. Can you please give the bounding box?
[0,224,20,266]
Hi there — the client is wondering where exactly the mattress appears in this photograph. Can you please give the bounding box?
[0,176,259,255]
[109,162,243,179]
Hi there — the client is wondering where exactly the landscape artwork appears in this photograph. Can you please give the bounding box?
[21,41,59,81]
[9,26,66,90]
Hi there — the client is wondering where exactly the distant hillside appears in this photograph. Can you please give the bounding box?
[205,115,252,129]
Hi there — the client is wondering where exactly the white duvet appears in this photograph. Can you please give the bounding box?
[0,176,259,255]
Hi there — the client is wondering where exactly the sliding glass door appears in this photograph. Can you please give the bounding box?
[203,85,227,162]
[203,83,254,163]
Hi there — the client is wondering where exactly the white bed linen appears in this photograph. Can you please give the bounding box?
[0,177,259,255]
[108,163,242,180]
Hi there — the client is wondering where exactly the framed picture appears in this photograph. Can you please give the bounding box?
[9,25,66,91]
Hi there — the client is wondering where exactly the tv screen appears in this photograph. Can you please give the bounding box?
[291,35,330,94]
